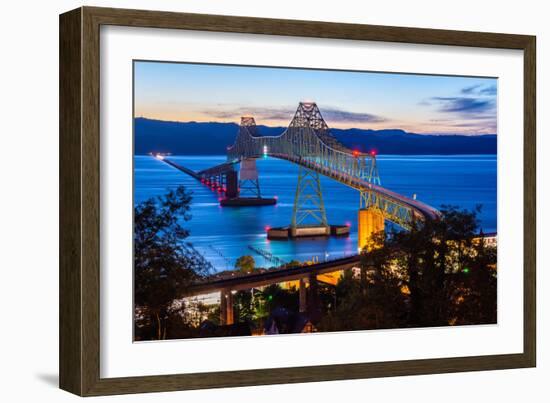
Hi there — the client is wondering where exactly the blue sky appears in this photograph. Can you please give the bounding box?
[134,61,497,135]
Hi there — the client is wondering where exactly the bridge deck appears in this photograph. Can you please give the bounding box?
[276,154,441,221]
[198,161,237,176]
[197,154,439,221]
[161,158,201,180]
[226,105,441,225]
[162,154,439,222]
[186,255,360,296]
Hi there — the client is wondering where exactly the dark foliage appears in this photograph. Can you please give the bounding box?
[134,197,496,340]
[319,206,497,332]
[134,186,212,340]
[235,255,255,273]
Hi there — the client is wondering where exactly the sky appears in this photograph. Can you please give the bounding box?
[134,61,497,135]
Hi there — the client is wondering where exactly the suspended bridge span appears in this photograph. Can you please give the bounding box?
[225,102,440,230]
[155,102,441,249]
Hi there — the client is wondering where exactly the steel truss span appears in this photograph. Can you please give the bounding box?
[227,102,440,229]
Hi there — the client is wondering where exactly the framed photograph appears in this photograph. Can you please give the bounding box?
[59,6,536,396]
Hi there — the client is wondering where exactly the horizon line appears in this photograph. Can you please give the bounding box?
[134,116,497,137]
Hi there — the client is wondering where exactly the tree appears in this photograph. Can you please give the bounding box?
[234,290,255,324]
[254,284,299,333]
[319,206,496,332]
[134,186,212,340]
[283,260,302,269]
[448,228,497,325]
[235,255,255,273]
[319,243,407,332]
[318,270,364,331]
[383,205,496,327]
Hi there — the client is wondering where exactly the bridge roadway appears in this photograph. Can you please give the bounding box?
[194,153,440,223]
[267,153,440,221]
[160,158,201,180]
[185,254,360,297]
[156,153,439,227]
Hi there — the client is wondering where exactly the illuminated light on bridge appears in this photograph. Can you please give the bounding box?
[265,225,271,231]
[185,129,277,206]
[228,102,440,235]
[186,254,364,323]
[358,207,384,251]
[160,102,439,249]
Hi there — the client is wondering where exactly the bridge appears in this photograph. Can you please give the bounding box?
[202,102,440,250]
[187,255,361,325]
[161,102,442,326]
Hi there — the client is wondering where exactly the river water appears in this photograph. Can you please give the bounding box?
[134,154,497,271]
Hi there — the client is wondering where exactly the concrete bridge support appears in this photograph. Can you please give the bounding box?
[220,289,234,325]
[307,273,321,321]
[358,207,385,252]
[299,278,307,313]
[225,170,239,198]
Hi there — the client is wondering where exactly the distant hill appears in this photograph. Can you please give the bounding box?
[134,118,497,155]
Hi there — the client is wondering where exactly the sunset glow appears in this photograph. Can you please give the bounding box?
[134,61,497,135]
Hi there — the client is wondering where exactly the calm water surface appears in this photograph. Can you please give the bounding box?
[134,155,497,271]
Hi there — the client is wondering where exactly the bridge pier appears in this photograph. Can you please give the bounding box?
[220,289,234,325]
[239,158,262,198]
[290,166,330,237]
[225,171,239,198]
[299,278,307,313]
[358,207,385,252]
[307,273,321,321]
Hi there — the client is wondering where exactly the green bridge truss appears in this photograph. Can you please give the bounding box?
[226,102,440,230]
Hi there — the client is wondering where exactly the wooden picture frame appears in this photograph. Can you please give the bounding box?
[59,6,536,396]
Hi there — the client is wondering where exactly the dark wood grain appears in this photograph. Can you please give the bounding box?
[81,6,102,396]
[59,6,537,396]
[523,38,536,367]
[59,8,82,396]
[87,6,532,49]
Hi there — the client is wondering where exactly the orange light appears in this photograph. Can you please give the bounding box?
[352,150,360,157]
